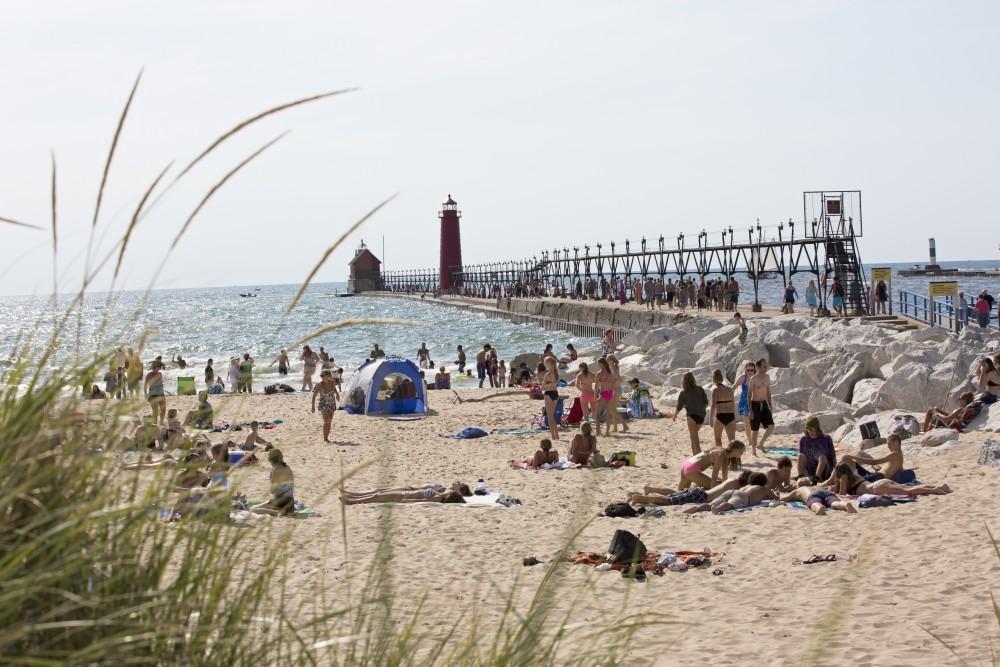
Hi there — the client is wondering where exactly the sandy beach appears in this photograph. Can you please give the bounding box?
[131,385,1000,667]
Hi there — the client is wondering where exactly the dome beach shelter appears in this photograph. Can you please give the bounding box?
[341,357,427,415]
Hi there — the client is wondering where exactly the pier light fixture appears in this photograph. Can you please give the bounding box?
[610,241,616,253]
[658,235,664,251]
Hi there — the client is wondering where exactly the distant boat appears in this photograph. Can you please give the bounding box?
[239,293,257,297]
[748,271,779,280]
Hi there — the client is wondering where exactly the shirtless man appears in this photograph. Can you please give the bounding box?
[476,344,492,388]
[780,486,857,515]
[629,470,752,506]
[766,456,794,491]
[275,349,290,376]
[839,434,904,482]
[748,358,774,455]
[682,472,777,514]
[417,343,432,368]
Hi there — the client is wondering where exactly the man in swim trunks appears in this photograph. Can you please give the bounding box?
[682,472,775,514]
[476,344,492,388]
[840,433,904,482]
[748,358,774,455]
[780,486,857,515]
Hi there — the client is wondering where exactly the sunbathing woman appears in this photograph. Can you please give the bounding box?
[827,463,951,497]
[676,441,745,490]
[976,358,1000,404]
[780,486,857,514]
[341,482,470,504]
[709,369,737,448]
[532,439,559,468]
[629,470,752,506]
[923,391,979,432]
[541,357,561,441]
[568,422,597,465]
[252,449,296,516]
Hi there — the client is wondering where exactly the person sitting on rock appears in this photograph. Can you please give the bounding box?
[922,391,980,432]
[797,416,836,484]
[975,358,1000,405]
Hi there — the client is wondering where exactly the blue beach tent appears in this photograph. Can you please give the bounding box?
[341,357,427,415]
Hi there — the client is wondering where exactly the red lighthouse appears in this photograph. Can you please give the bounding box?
[439,195,463,290]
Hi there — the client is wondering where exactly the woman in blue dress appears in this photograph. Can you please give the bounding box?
[737,359,755,437]
[805,279,819,316]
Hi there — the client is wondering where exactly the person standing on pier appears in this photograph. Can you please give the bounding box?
[805,279,819,317]
[783,281,799,314]
[828,277,846,316]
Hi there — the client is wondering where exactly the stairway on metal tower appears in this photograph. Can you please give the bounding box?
[824,228,870,315]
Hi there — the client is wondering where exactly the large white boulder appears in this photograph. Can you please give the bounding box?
[875,361,958,412]
[617,354,668,386]
[763,329,816,368]
[620,326,672,352]
[692,324,741,354]
[851,378,885,407]
[773,409,843,435]
[799,353,868,403]
[646,347,700,374]
[789,348,819,365]
[908,428,959,447]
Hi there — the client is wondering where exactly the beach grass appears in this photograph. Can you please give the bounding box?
[0,76,669,665]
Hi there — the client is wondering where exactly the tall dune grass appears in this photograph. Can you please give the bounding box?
[0,76,667,665]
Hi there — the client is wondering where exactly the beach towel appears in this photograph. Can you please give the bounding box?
[566,550,723,572]
[246,500,318,517]
[361,491,516,508]
[440,426,489,439]
[491,428,545,436]
[509,458,584,470]
[766,448,799,457]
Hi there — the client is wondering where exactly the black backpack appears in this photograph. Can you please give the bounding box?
[606,529,647,565]
[603,502,638,518]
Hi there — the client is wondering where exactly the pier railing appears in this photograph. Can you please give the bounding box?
[897,289,994,332]
[379,293,625,341]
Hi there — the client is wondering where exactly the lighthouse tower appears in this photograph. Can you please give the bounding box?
[439,195,463,290]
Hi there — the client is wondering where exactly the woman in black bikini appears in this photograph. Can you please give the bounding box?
[542,357,561,441]
[976,358,1000,404]
[709,369,737,447]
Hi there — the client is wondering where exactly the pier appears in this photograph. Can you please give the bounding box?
[375,191,874,316]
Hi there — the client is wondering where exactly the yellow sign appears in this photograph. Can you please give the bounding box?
[871,267,892,282]
[929,281,958,300]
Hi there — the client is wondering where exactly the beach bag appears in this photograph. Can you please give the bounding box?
[610,451,636,467]
[978,438,1000,468]
[590,451,607,468]
[603,502,638,518]
[606,529,647,565]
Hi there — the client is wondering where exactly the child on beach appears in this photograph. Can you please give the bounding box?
[243,421,271,450]
[734,312,748,345]
[160,409,184,449]
[568,422,597,465]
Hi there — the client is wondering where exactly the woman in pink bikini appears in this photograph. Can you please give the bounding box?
[541,357,561,441]
[594,358,616,436]
[606,355,629,434]
[573,362,597,426]
[676,441,745,490]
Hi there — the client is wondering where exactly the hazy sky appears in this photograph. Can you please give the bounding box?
[1,1,998,296]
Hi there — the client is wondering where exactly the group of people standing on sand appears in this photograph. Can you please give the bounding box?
[667,359,774,457]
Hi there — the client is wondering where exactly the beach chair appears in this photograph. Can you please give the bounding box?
[541,397,565,428]
[176,376,196,396]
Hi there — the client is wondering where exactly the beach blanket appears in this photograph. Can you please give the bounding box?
[245,500,318,517]
[566,550,723,572]
[492,428,545,436]
[361,491,517,508]
[510,458,585,470]
[766,448,799,457]
[440,427,489,439]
